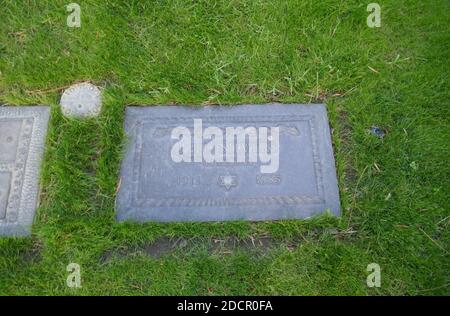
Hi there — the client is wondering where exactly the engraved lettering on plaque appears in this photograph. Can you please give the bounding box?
[133,116,322,207]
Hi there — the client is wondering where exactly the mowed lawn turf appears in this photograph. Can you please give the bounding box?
[0,0,448,295]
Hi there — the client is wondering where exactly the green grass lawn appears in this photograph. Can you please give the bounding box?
[0,0,448,295]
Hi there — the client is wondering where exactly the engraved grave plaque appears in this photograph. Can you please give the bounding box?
[116,104,340,222]
[0,106,50,236]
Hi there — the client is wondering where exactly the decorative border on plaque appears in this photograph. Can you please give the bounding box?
[129,115,325,208]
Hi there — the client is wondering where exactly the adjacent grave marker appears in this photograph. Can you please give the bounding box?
[117,104,340,222]
[0,106,50,236]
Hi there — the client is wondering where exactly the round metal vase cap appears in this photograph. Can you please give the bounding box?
[60,82,102,118]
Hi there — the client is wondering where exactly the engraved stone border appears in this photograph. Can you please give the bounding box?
[0,106,50,236]
[130,115,325,208]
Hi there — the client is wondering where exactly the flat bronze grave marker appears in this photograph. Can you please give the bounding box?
[0,106,50,236]
[116,104,340,222]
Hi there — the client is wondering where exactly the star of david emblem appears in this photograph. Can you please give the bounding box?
[218,175,238,191]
